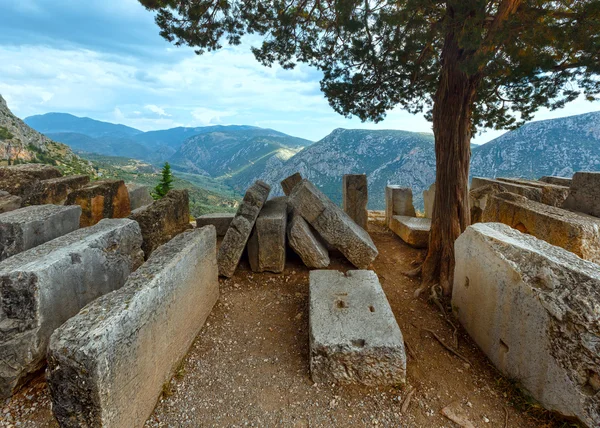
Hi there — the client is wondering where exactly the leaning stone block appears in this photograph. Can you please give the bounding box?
[482,192,600,264]
[0,191,21,214]
[47,226,218,428]
[342,174,368,230]
[540,175,572,187]
[218,181,271,277]
[309,270,406,386]
[0,205,81,261]
[389,216,431,248]
[65,180,131,227]
[423,183,435,218]
[469,183,507,224]
[126,183,154,210]
[289,180,378,269]
[385,185,416,226]
[471,177,542,202]
[452,223,600,427]
[129,189,191,259]
[0,219,143,399]
[248,197,287,273]
[0,164,62,197]
[23,175,90,206]
[196,213,235,236]
[562,172,600,218]
[497,177,569,207]
[287,211,330,268]
[281,172,303,196]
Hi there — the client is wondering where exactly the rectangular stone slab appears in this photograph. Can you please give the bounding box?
[247,197,287,273]
[0,219,143,399]
[281,172,302,196]
[0,191,21,214]
[196,213,235,236]
[385,186,416,226]
[471,177,542,202]
[342,174,368,230]
[497,177,569,207]
[126,183,154,210]
[453,223,600,427]
[482,192,600,264]
[23,175,90,205]
[218,181,271,277]
[0,205,81,261]
[309,270,406,386]
[389,215,431,248]
[47,226,218,428]
[289,180,378,269]
[540,175,572,187]
[562,171,600,217]
[287,211,330,268]
[0,164,62,197]
[65,180,131,227]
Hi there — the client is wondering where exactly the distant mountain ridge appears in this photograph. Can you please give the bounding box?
[25,112,142,138]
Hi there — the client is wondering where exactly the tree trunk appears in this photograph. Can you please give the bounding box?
[421,33,478,296]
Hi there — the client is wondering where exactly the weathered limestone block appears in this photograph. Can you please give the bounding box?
[126,183,154,210]
[65,180,131,227]
[471,177,542,202]
[47,227,218,428]
[218,181,271,277]
[23,175,90,206]
[0,164,62,197]
[0,205,81,261]
[342,174,368,230]
[287,211,330,268]
[309,270,406,386]
[469,183,507,224]
[281,172,303,196]
[247,197,287,273]
[389,216,431,248]
[540,175,572,187]
[0,219,143,399]
[497,177,569,207]
[482,192,600,264]
[196,213,234,236]
[423,183,435,218]
[562,172,600,218]
[290,180,378,269]
[385,186,416,226]
[0,191,21,214]
[452,223,600,427]
[129,189,191,259]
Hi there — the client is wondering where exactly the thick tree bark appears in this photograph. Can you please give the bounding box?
[421,33,479,296]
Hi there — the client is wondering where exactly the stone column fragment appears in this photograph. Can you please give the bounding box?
[342,174,368,230]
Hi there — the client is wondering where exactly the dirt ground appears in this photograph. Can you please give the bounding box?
[1,215,574,427]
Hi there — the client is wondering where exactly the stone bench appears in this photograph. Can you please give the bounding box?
[47,226,218,428]
[0,219,143,398]
[389,215,431,248]
[126,183,154,210]
[497,177,569,207]
[309,270,406,386]
[65,180,131,227]
[385,185,415,227]
[482,192,600,264]
[471,177,542,202]
[196,213,235,236]
[248,197,287,273]
[453,223,600,427]
[0,205,81,261]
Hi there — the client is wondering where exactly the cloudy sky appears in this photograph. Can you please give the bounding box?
[0,0,598,143]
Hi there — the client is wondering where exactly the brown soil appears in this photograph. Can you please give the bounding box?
[1,216,567,427]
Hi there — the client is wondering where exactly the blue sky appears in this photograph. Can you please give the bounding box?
[0,0,598,143]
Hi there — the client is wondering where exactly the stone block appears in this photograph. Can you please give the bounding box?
[218,181,271,277]
[289,180,378,269]
[423,183,435,218]
[196,213,235,236]
[385,186,416,227]
[342,174,368,230]
[126,183,154,210]
[65,180,131,227]
[482,192,600,264]
[287,211,330,268]
[23,175,90,206]
[0,205,81,261]
[452,223,600,427]
[0,219,143,398]
[469,183,507,224]
[0,164,62,197]
[497,177,569,207]
[129,189,191,259]
[389,216,431,248]
[281,172,302,196]
[0,191,21,214]
[471,177,542,202]
[562,172,600,217]
[540,176,572,187]
[247,197,287,273]
[47,226,218,428]
[309,270,406,386]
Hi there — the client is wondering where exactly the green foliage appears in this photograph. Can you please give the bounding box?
[0,126,14,140]
[153,162,174,199]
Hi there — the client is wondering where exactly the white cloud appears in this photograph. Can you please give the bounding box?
[190,107,237,126]
[145,104,171,117]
